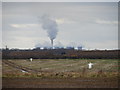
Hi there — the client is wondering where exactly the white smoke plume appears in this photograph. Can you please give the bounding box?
[35,41,51,48]
[54,41,64,48]
[40,15,58,46]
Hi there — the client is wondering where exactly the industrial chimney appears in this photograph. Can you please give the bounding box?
[40,15,58,49]
[51,39,53,49]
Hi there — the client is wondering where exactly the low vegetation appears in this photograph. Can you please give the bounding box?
[2,49,119,59]
[2,59,119,78]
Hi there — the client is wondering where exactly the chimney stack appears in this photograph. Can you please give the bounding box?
[51,39,53,49]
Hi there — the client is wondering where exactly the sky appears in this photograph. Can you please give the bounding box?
[2,2,118,50]
[1,0,120,2]
[0,1,2,50]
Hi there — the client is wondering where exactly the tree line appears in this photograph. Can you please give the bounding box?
[2,49,119,59]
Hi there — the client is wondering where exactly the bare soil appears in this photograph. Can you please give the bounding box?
[2,77,118,88]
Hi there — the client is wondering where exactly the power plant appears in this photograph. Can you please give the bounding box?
[40,15,58,49]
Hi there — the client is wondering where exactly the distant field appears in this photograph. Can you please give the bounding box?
[2,59,119,78]
[2,59,119,88]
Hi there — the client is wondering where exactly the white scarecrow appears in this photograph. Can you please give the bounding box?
[21,70,26,73]
[30,58,33,62]
[88,62,93,69]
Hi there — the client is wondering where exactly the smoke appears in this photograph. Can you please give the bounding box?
[40,15,58,43]
[68,42,84,48]
[68,42,77,47]
[35,41,51,48]
[55,41,64,48]
[35,41,63,48]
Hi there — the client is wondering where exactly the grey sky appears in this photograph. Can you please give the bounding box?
[0,1,2,49]
[2,0,120,2]
[2,2,118,50]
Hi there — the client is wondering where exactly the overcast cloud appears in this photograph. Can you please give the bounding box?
[2,2,118,50]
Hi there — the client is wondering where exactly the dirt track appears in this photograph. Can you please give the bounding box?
[2,77,118,88]
[3,60,42,73]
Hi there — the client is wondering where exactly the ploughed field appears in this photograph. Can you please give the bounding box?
[2,59,119,88]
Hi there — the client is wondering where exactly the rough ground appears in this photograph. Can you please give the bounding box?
[2,59,119,88]
[2,77,118,88]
